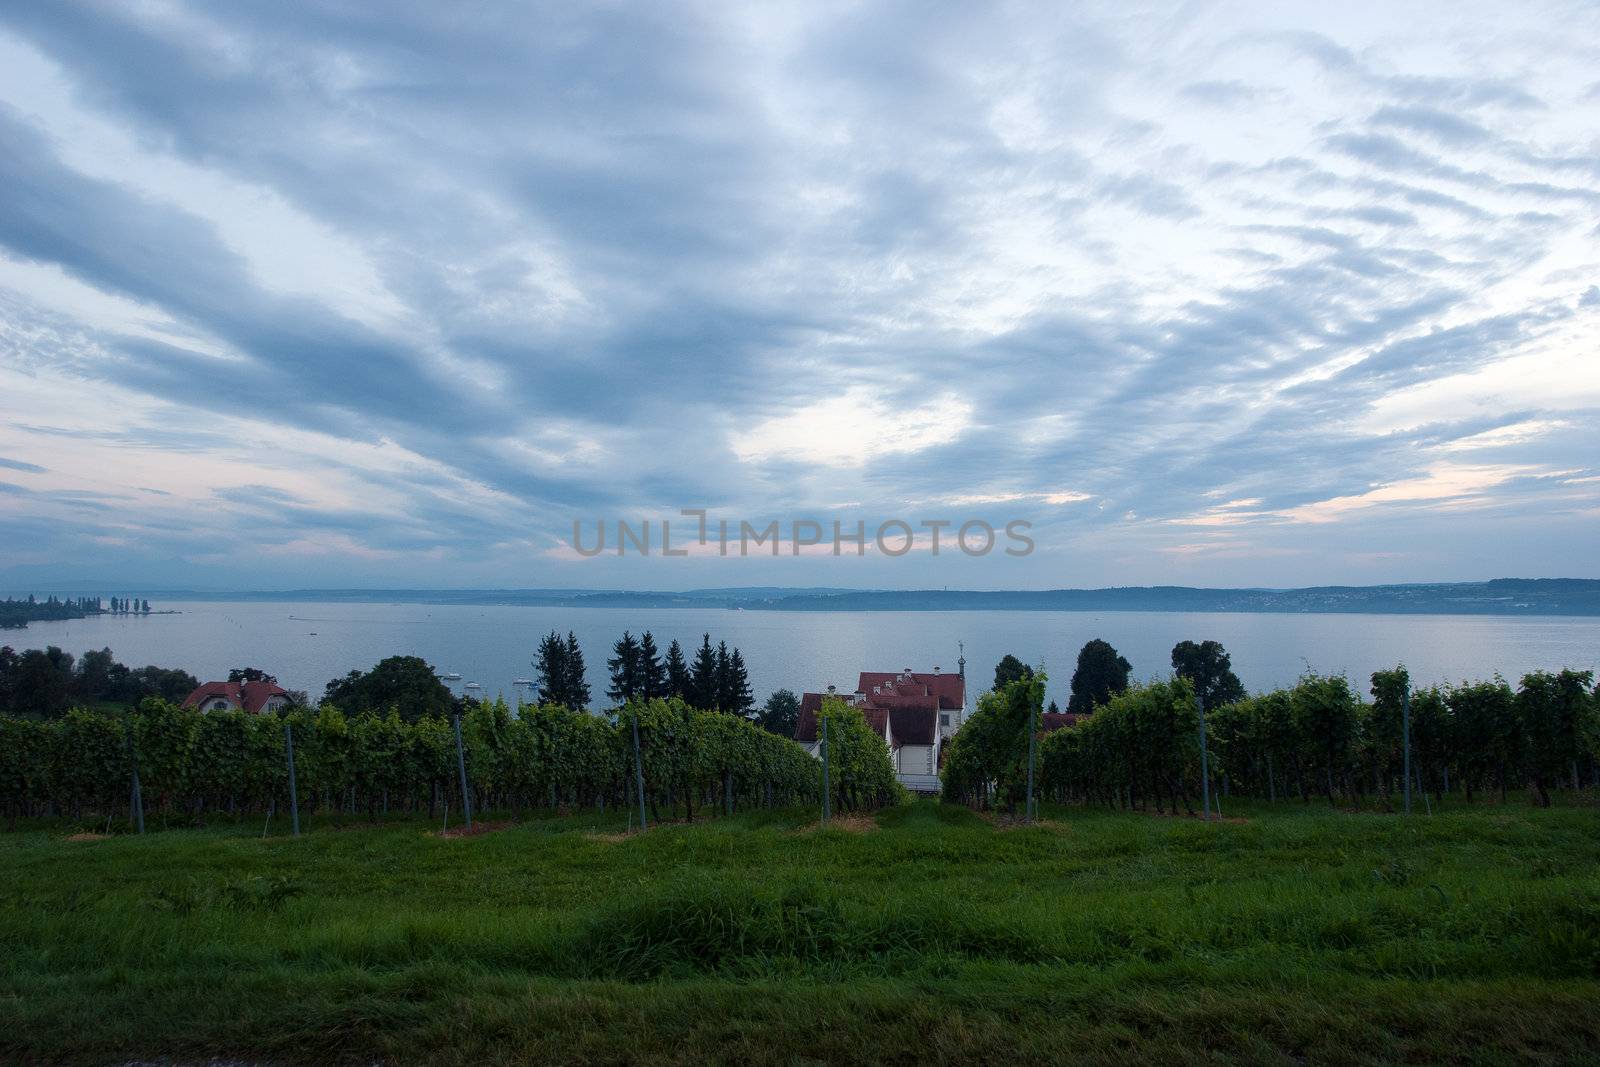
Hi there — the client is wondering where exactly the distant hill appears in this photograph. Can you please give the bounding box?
[13,578,1595,616]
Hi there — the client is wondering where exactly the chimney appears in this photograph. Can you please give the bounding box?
[903,666,912,676]
[826,684,836,695]
[933,665,941,675]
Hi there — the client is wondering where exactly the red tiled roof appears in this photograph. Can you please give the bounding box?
[795,668,961,745]
[182,680,289,714]
[1041,711,1085,733]
[857,671,964,709]
[795,694,889,743]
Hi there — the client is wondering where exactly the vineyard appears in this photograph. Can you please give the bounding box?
[946,667,1600,814]
[0,696,907,827]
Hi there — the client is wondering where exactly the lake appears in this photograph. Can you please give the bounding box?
[11,600,1600,709]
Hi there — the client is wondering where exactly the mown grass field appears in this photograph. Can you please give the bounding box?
[3,799,1598,1065]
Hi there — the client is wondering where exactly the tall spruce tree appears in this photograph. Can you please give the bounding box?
[688,633,718,710]
[665,639,690,699]
[607,631,643,704]
[725,647,755,717]
[563,631,590,709]
[534,631,568,707]
[714,640,732,712]
[639,631,667,699]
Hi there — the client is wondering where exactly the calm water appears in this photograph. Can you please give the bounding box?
[12,601,1600,709]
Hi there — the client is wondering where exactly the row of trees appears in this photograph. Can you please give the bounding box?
[993,638,1243,715]
[0,695,834,825]
[0,646,199,717]
[1036,667,1599,812]
[534,631,758,718]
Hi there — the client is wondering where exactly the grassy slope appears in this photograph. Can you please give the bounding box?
[2,800,1598,1066]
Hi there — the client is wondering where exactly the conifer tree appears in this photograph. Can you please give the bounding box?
[563,631,590,709]
[665,639,690,700]
[714,640,731,712]
[607,631,643,704]
[688,633,718,710]
[725,647,755,717]
[639,631,667,699]
[533,631,568,707]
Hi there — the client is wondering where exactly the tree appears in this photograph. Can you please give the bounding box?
[665,639,690,700]
[607,631,644,704]
[1170,640,1244,709]
[534,631,568,707]
[122,664,199,705]
[639,631,667,699]
[688,634,718,710]
[992,654,1034,692]
[1067,639,1131,716]
[75,647,126,703]
[12,646,75,717]
[534,631,591,710]
[757,688,801,735]
[563,632,591,710]
[322,656,452,720]
[722,647,755,717]
[228,667,277,685]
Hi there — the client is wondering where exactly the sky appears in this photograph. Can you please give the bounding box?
[0,1,1597,592]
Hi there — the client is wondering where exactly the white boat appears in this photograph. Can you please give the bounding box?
[463,681,483,691]
[513,678,533,686]
[441,671,462,681]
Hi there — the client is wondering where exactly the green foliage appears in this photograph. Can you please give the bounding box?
[1170,639,1245,708]
[1039,678,1199,813]
[756,688,801,735]
[322,655,452,720]
[0,692,826,823]
[991,654,1033,693]
[816,698,900,812]
[533,631,591,710]
[942,673,1045,810]
[1038,666,1599,810]
[1066,638,1132,716]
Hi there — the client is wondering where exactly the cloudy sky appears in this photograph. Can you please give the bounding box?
[0,1,1597,591]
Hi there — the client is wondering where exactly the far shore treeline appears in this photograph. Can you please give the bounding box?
[0,594,156,630]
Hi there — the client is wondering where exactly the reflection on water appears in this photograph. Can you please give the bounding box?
[19,601,1600,710]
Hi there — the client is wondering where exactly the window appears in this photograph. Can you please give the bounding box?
[939,713,950,726]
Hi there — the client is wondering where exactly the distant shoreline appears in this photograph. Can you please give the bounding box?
[7,578,1597,617]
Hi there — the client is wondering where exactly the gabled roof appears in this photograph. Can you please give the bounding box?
[182,680,290,714]
[1041,711,1086,733]
[857,671,964,709]
[795,695,889,744]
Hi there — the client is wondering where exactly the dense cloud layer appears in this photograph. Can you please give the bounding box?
[0,2,1596,589]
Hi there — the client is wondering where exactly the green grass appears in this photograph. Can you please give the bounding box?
[2,799,1598,1065]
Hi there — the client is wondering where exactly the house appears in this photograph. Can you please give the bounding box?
[794,663,968,792]
[182,680,292,715]
[1041,711,1086,734]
